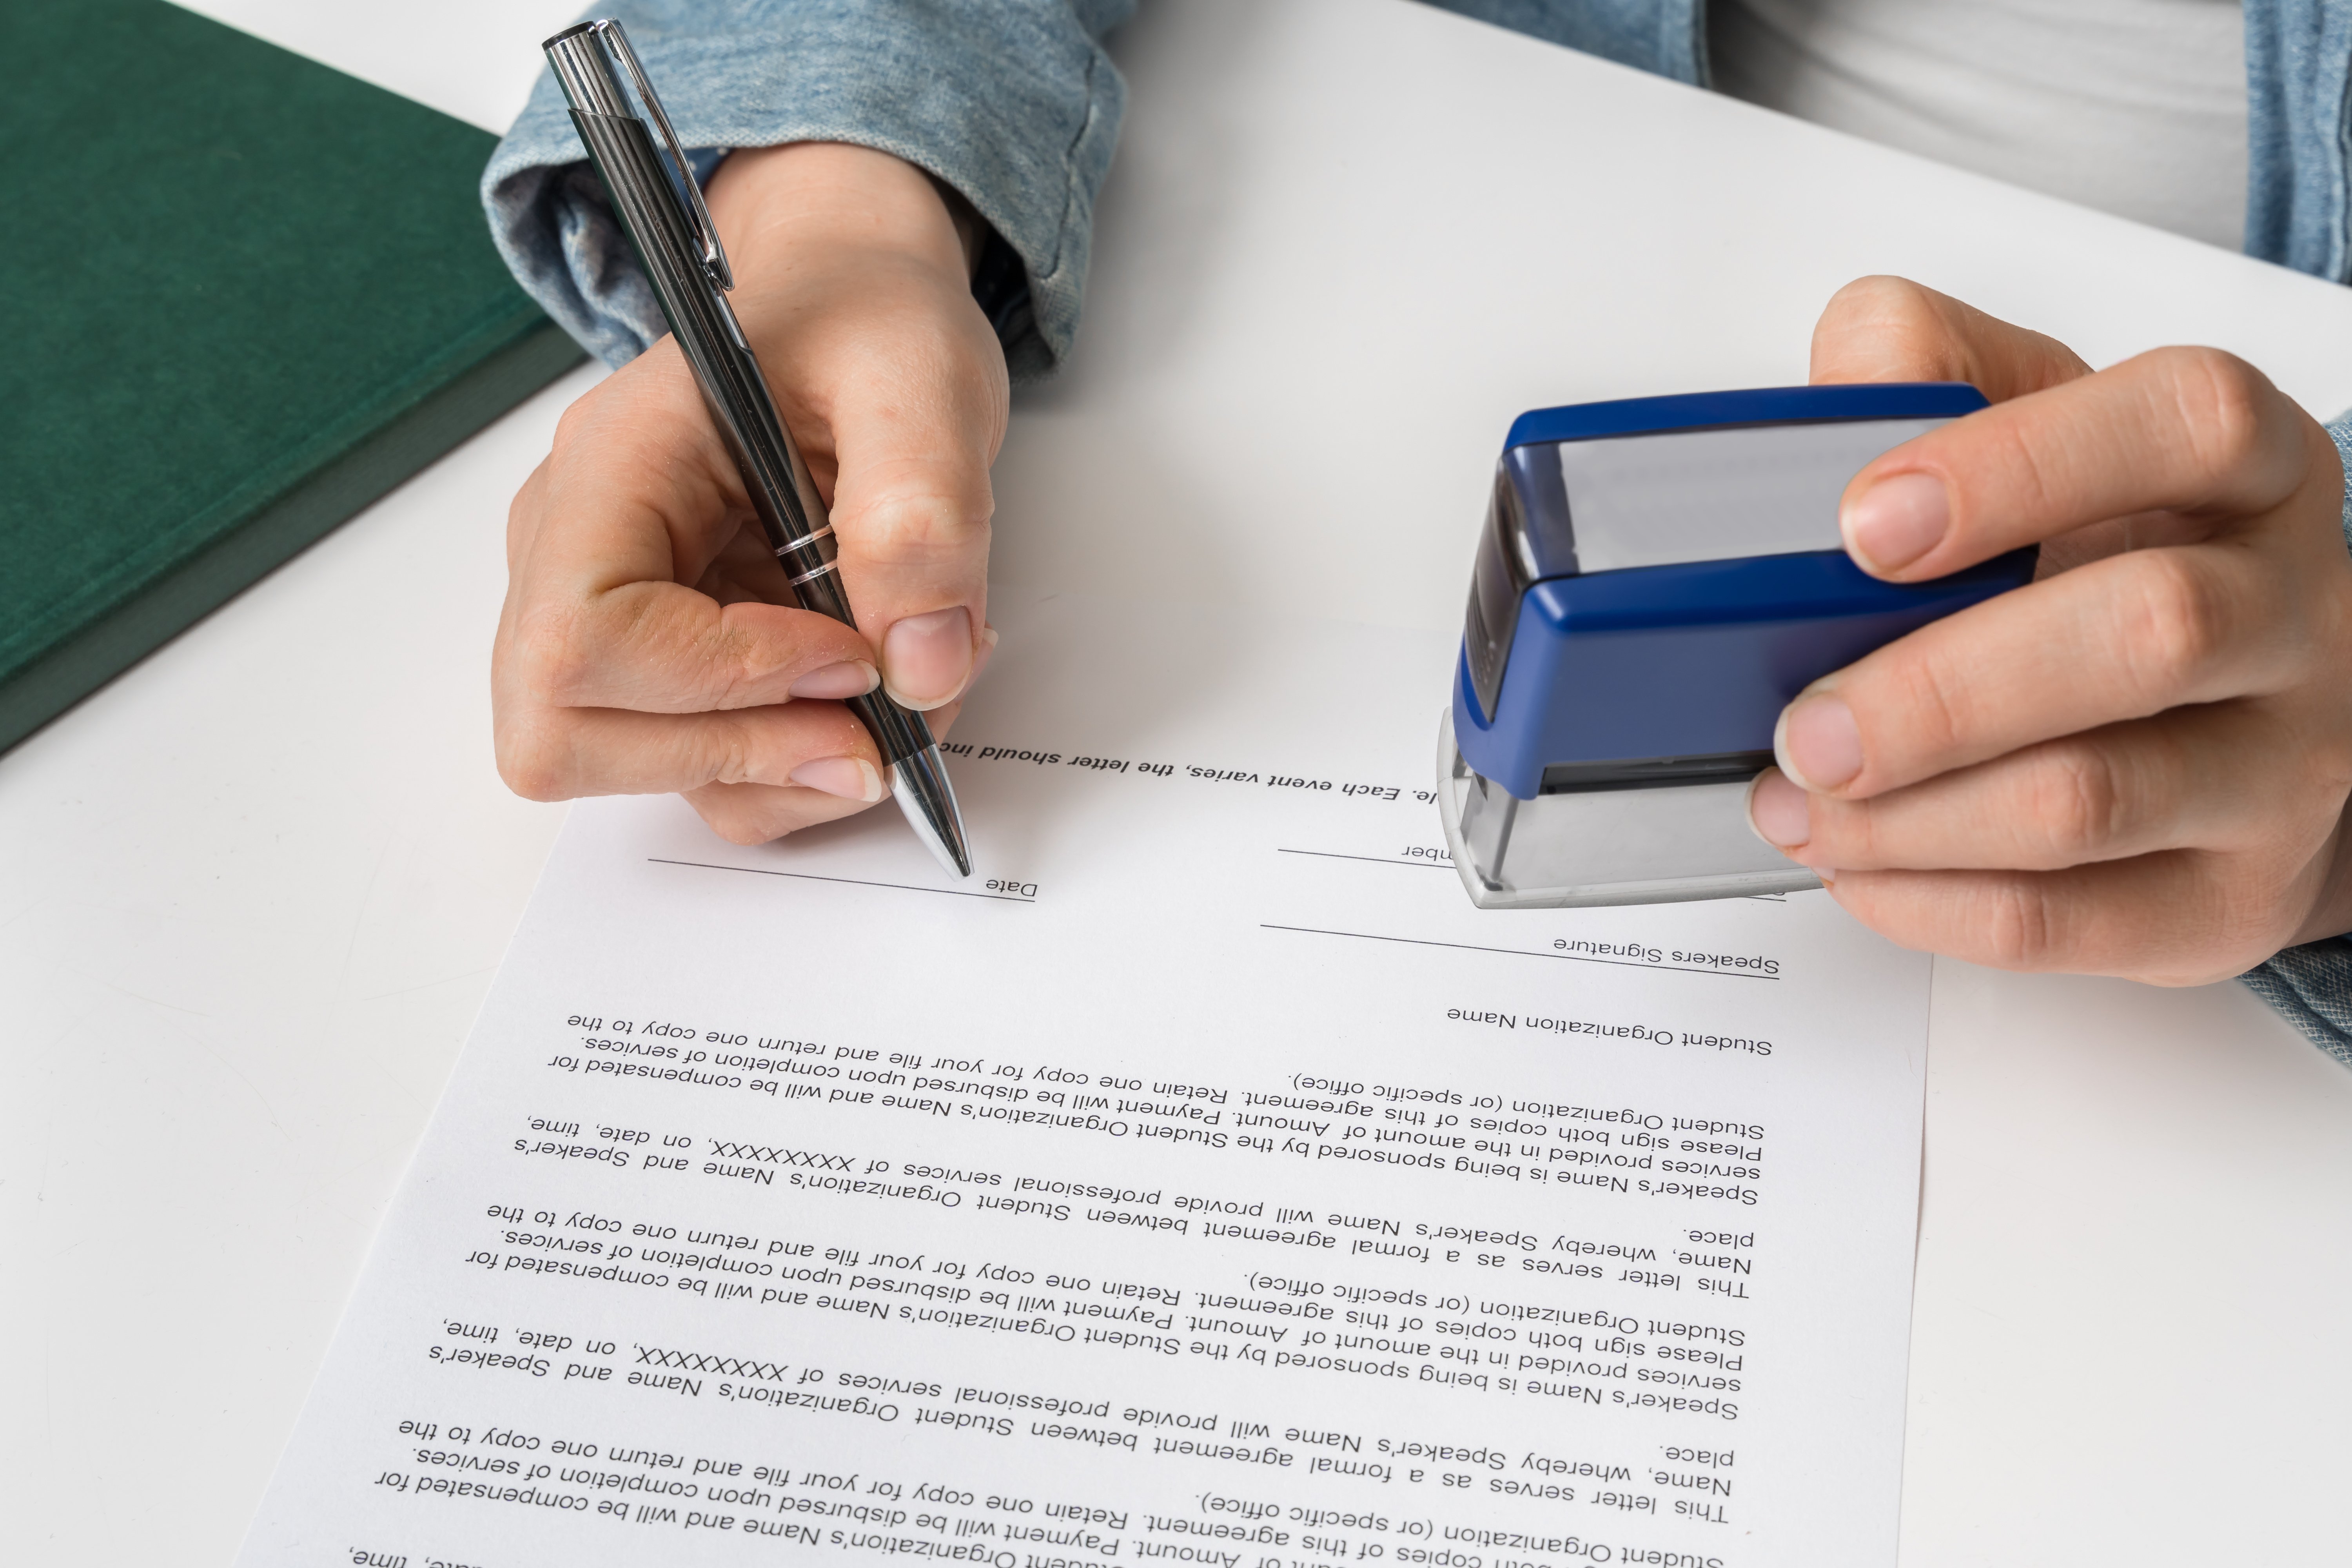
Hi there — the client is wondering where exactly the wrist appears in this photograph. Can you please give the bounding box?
[704,142,971,303]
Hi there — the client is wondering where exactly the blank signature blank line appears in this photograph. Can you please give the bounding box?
[1260,924,1776,980]
[1277,848,1453,868]
[648,858,1034,902]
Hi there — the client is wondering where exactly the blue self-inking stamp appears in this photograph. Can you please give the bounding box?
[1438,383,2037,908]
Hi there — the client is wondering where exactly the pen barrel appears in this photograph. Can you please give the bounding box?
[550,96,936,765]
[789,570,940,769]
[559,110,828,565]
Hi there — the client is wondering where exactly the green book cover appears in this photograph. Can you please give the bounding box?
[0,0,584,751]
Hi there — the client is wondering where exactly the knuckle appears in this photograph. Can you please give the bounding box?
[2023,744,2126,862]
[683,619,766,711]
[2156,346,2270,480]
[1962,407,2062,516]
[633,593,760,710]
[842,488,993,566]
[495,717,575,803]
[705,714,763,788]
[1877,648,1973,770]
[508,603,599,704]
[550,398,599,457]
[505,474,539,537]
[2120,552,2231,700]
[1982,877,2064,969]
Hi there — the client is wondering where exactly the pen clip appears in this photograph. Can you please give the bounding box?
[587,18,735,292]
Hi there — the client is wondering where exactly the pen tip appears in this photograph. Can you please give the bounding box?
[890,745,973,880]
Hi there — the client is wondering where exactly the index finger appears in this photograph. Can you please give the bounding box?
[1834,345,2321,581]
[1810,276,2091,400]
[505,376,878,714]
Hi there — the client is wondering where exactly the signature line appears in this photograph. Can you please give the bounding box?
[1261,924,1776,979]
[1278,848,1452,868]
[649,859,1034,902]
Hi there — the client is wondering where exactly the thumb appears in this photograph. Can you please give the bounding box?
[703,141,1009,712]
[747,265,1005,712]
[829,395,1000,710]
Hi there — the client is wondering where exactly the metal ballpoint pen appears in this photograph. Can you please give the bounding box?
[543,19,972,877]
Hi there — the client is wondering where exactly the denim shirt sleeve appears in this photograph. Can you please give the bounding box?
[1416,0,1704,85]
[481,0,1134,381]
[2237,408,2352,1069]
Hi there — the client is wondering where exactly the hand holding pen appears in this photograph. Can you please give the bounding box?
[492,27,1003,867]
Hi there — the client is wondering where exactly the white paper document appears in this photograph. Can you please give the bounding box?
[238,593,1930,1568]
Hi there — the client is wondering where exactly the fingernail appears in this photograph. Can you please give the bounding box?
[881,606,973,711]
[788,756,883,802]
[789,659,878,700]
[1777,691,1864,790]
[968,625,1000,687]
[1745,769,1811,849]
[1843,471,1949,574]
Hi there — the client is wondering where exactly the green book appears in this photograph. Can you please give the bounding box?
[0,0,584,752]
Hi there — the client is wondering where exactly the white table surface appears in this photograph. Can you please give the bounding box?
[7,2,2349,1563]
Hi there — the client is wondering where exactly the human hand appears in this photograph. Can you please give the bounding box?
[493,142,1007,843]
[1744,276,2352,983]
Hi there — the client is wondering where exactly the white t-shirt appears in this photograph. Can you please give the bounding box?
[1708,0,2249,250]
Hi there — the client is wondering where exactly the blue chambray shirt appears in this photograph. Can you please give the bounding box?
[481,0,2352,1067]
